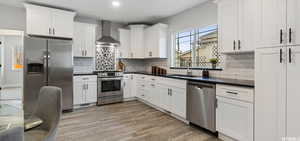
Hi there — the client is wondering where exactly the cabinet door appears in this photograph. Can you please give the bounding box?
[216,96,253,141]
[123,75,132,99]
[287,0,300,46]
[85,24,96,57]
[51,9,75,38]
[25,4,52,36]
[73,81,84,105]
[130,26,145,58]
[131,75,137,97]
[73,22,85,57]
[255,47,286,141]
[157,84,171,111]
[144,27,154,58]
[287,45,300,137]
[85,82,97,103]
[119,29,131,58]
[238,0,258,52]
[218,0,239,53]
[170,88,186,119]
[257,0,286,48]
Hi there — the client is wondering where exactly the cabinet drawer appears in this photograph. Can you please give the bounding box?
[216,84,254,103]
[158,77,187,89]
[74,75,97,82]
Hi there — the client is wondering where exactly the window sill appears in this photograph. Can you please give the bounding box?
[169,67,223,71]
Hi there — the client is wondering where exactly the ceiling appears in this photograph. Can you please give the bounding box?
[0,0,208,23]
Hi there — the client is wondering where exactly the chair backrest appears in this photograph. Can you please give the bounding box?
[36,86,62,140]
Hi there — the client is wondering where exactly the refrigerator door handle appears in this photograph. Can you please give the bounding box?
[43,51,48,83]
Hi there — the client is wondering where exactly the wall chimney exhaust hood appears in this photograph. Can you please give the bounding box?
[96,20,120,47]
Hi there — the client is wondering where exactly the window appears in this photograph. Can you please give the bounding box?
[172,25,220,69]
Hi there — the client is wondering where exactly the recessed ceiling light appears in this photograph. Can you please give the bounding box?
[112,1,121,7]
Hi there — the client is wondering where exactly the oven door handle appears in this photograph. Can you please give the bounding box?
[99,77,123,81]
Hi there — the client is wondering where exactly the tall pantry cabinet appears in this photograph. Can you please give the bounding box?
[255,0,300,141]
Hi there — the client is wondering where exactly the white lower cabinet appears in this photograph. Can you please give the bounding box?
[133,74,187,119]
[73,75,97,106]
[216,84,254,141]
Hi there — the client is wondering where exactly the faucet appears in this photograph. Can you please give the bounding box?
[186,64,192,76]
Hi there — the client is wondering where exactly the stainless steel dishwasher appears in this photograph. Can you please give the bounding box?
[187,81,216,132]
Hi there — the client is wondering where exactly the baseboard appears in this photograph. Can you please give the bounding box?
[136,98,188,124]
[218,133,238,141]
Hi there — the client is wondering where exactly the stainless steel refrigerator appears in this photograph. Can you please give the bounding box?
[23,37,73,113]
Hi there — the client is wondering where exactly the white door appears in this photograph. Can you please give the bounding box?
[119,29,131,58]
[73,22,85,57]
[257,0,286,48]
[73,81,84,105]
[170,88,186,119]
[218,0,239,53]
[287,0,300,46]
[286,45,300,137]
[130,26,145,58]
[131,75,137,97]
[85,24,96,57]
[238,0,258,52]
[85,82,97,103]
[123,75,132,99]
[157,84,171,111]
[51,9,74,38]
[216,97,253,141]
[26,4,52,36]
[144,27,155,58]
[255,47,286,141]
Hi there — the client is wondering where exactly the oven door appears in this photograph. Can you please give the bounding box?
[98,77,123,97]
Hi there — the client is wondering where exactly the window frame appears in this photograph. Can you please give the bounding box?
[170,24,221,70]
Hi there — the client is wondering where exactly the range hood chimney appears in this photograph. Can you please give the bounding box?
[96,20,120,46]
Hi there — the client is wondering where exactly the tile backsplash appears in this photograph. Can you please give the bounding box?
[74,57,95,73]
[122,53,255,80]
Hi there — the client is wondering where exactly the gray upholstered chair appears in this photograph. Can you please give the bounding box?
[25,86,62,141]
[0,127,24,141]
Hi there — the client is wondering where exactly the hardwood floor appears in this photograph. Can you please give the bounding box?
[57,101,221,141]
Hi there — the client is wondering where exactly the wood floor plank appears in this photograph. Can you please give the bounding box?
[57,101,221,141]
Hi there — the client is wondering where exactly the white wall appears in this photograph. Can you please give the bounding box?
[0,4,26,31]
[0,35,23,87]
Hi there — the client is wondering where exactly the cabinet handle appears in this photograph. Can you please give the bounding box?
[86,84,88,89]
[151,84,155,87]
[168,89,170,95]
[280,29,283,44]
[289,48,292,63]
[49,28,52,35]
[226,91,238,95]
[85,50,87,56]
[170,89,172,96]
[53,28,55,35]
[289,28,292,43]
[280,49,283,63]
[233,40,236,50]
[238,40,241,50]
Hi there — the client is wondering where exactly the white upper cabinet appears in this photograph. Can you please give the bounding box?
[257,0,286,48]
[25,4,76,38]
[118,28,131,58]
[218,0,239,53]
[287,0,300,46]
[73,22,96,57]
[144,23,168,58]
[119,23,168,59]
[129,25,147,58]
[218,0,258,53]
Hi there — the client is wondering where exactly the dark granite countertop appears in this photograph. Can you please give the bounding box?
[125,72,254,88]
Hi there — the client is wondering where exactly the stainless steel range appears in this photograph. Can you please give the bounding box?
[96,71,123,105]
